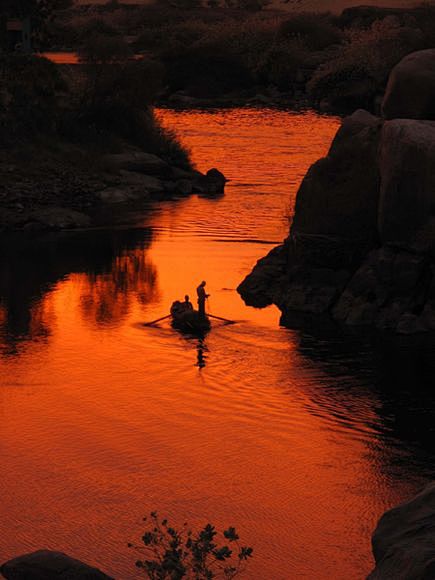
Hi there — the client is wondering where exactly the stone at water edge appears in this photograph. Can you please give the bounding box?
[382,49,435,121]
[237,243,288,308]
[194,168,227,195]
[175,179,193,195]
[0,550,113,579]
[206,168,227,189]
[368,482,435,579]
[103,151,170,176]
[26,207,91,230]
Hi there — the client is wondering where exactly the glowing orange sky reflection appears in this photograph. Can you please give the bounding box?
[0,109,425,580]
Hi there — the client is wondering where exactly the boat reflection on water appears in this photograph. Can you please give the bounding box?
[195,338,208,369]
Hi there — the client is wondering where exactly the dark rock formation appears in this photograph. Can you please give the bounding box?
[368,483,435,579]
[238,243,288,308]
[0,147,226,230]
[382,49,435,121]
[103,151,170,176]
[292,109,381,244]
[239,108,382,317]
[238,50,435,334]
[194,168,227,195]
[379,119,435,246]
[1,550,113,579]
[332,247,433,333]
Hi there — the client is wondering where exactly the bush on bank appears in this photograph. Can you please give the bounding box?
[55,2,435,112]
[0,54,66,142]
[0,34,190,167]
[307,17,424,110]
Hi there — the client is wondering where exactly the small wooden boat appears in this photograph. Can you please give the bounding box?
[170,301,211,334]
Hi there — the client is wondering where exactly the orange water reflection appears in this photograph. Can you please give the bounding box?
[41,52,79,64]
[79,253,159,327]
[1,109,431,579]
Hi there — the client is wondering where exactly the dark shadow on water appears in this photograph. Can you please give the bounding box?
[197,191,225,200]
[281,312,435,481]
[0,228,159,356]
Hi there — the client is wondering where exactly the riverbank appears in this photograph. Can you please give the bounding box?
[36,0,435,118]
[43,3,435,116]
[0,50,226,232]
[0,142,226,232]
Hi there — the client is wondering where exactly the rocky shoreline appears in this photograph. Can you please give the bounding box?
[239,49,435,335]
[0,147,226,233]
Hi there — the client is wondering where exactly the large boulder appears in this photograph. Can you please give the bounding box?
[333,246,433,332]
[239,110,382,317]
[98,174,165,203]
[282,233,361,314]
[193,168,227,195]
[103,152,170,176]
[237,243,288,308]
[382,49,435,121]
[291,109,381,247]
[0,550,113,579]
[368,483,435,579]
[378,119,435,247]
[25,207,91,231]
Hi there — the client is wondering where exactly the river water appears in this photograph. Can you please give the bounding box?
[1,108,435,579]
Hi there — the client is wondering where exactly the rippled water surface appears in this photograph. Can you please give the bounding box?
[1,109,435,579]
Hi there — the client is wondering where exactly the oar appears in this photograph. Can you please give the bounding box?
[207,313,235,324]
[143,314,171,327]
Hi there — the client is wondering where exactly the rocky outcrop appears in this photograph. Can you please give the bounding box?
[0,147,226,231]
[368,483,435,579]
[239,108,382,317]
[195,168,227,195]
[292,109,381,243]
[103,151,170,176]
[382,50,435,121]
[0,550,112,579]
[238,243,288,308]
[238,50,435,333]
[332,247,433,333]
[379,119,435,247]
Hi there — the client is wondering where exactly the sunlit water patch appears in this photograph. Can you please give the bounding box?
[1,109,435,579]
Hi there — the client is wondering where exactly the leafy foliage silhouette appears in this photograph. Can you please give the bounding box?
[129,512,253,579]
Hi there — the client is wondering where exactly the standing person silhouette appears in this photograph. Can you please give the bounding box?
[196,281,209,318]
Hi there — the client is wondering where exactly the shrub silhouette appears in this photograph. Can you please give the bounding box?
[308,16,424,111]
[130,512,253,579]
[279,12,342,51]
[0,54,65,140]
